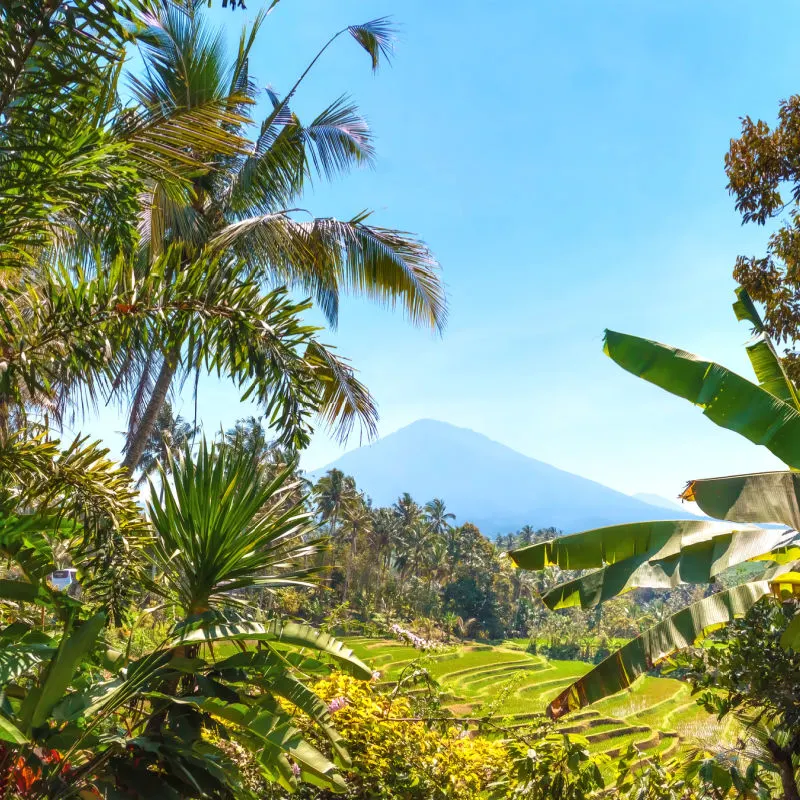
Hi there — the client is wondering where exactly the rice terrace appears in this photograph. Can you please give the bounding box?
[348,637,722,762]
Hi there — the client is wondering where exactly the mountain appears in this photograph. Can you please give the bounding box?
[632,492,700,516]
[309,419,699,534]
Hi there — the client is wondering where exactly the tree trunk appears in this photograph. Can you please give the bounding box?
[767,739,800,800]
[121,348,179,472]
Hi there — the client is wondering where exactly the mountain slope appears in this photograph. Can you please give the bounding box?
[309,420,698,534]
[632,492,698,515]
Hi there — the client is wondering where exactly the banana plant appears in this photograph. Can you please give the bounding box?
[510,287,800,718]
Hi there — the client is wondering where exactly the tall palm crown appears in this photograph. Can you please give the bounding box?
[136,400,198,485]
[424,498,456,537]
[120,1,446,470]
[314,468,357,540]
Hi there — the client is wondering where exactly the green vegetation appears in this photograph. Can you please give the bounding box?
[4,0,800,796]
[346,639,716,760]
[508,291,800,795]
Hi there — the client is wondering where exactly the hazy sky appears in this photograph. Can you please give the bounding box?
[90,0,800,498]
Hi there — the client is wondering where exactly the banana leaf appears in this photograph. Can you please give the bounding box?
[546,582,770,719]
[510,520,748,572]
[733,286,800,408]
[18,613,105,732]
[683,471,800,529]
[603,329,800,469]
[172,620,371,680]
[541,526,798,609]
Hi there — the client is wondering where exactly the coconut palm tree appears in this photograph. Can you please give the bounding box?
[135,401,198,486]
[118,1,447,470]
[393,492,423,529]
[314,469,357,546]
[340,498,373,599]
[424,497,456,537]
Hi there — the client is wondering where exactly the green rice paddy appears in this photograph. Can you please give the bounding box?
[346,637,732,762]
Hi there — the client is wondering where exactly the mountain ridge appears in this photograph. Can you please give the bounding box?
[310,419,699,534]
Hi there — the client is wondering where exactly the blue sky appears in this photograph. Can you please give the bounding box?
[90,0,800,498]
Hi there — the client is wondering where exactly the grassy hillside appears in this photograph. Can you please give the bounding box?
[347,638,730,761]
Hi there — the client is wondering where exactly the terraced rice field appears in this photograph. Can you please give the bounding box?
[347,638,732,762]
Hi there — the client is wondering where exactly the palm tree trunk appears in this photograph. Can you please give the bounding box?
[121,348,179,472]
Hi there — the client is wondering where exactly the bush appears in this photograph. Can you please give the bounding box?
[295,673,507,799]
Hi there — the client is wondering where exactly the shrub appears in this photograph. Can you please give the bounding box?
[292,673,507,799]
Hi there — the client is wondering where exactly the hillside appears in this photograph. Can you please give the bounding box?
[310,420,699,534]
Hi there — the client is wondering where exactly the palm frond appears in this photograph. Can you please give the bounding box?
[305,341,378,444]
[347,17,396,71]
[303,96,375,179]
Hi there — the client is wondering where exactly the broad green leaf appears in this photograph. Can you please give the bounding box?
[19,612,105,731]
[733,287,800,407]
[603,329,800,469]
[173,620,371,680]
[510,520,741,572]
[732,285,765,331]
[546,582,770,719]
[780,613,800,650]
[683,471,800,529]
[541,526,797,609]
[0,580,39,603]
[267,673,350,766]
[0,715,27,745]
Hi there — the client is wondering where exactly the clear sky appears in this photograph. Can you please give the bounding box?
[89,0,800,499]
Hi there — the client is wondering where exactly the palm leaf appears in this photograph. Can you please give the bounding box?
[604,329,800,469]
[172,619,371,680]
[546,583,770,719]
[347,17,395,70]
[305,341,377,443]
[18,612,106,733]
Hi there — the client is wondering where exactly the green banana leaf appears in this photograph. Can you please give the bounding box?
[510,520,745,572]
[541,525,797,610]
[546,582,770,719]
[266,673,350,767]
[603,329,800,469]
[172,620,372,680]
[683,471,800,529]
[732,287,800,408]
[0,715,27,744]
[192,695,346,793]
[781,614,800,650]
[18,613,105,732]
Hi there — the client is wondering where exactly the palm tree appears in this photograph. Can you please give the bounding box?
[135,401,198,486]
[424,498,455,537]
[393,492,423,529]
[119,2,446,470]
[519,525,536,546]
[314,469,357,546]
[340,497,372,599]
[368,507,398,599]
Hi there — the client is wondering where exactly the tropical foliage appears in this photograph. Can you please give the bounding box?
[509,288,800,728]
[0,0,454,795]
